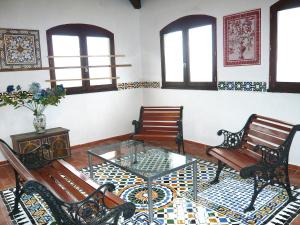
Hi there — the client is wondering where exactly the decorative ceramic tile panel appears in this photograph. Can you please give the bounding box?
[224,9,261,66]
[0,28,42,70]
[117,81,160,90]
[218,81,267,92]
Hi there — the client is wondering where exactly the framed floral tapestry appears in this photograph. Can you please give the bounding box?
[0,28,42,70]
[223,9,261,66]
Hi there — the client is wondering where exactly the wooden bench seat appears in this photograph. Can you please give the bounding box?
[0,139,135,225]
[207,114,300,212]
[209,148,259,171]
[131,106,185,154]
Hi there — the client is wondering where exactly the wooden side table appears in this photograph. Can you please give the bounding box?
[11,127,71,159]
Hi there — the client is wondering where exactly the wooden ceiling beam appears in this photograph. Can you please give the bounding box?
[129,0,141,9]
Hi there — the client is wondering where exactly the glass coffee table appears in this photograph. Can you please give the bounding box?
[88,140,198,224]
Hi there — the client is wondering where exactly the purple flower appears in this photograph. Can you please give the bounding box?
[6,85,15,93]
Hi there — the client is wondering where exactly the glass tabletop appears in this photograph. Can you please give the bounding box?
[88,140,198,180]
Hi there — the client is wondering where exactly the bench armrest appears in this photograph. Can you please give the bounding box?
[71,182,135,223]
[132,120,141,134]
[240,145,283,179]
[22,180,135,225]
[254,144,283,165]
[207,128,245,154]
[0,139,53,169]
[18,144,53,169]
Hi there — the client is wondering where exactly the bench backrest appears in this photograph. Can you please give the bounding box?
[32,160,123,207]
[241,114,295,158]
[138,106,183,134]
[0,140,34,181]
[0,140,123,207]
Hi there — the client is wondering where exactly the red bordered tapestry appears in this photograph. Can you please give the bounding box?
[223,9,261,66]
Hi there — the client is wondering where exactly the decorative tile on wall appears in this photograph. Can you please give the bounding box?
[223,9,261,66]
[218,81,267,92]
[0,28,42,70]
[118,81,160,90]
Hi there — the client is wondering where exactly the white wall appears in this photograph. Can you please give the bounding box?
[140,0,300,166]
[0,0,143,159]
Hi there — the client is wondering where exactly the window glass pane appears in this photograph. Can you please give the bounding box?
[52,35,82,88]
[164,31,184,82]
[277,7,300,82]
[189,25,213,82]
[87,37,111,85]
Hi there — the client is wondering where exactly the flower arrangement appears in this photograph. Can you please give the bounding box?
[0,82,65,116]
[0,82,65,133]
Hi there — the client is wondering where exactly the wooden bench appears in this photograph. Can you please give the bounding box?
[207,114,300,212]
[131,106,184,154]
[0,139,135,225]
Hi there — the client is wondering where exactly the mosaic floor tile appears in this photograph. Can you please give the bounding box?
[1,158,300,225]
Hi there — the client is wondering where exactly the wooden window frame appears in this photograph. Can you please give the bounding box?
[160,15,217,90]
[269,0,300,93]
[47,24,117,95]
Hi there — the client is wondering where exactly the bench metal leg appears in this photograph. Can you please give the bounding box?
[210,160,223,184]
[10,169,22,216]
[284,165,296,201]
[88,154,94,180]
[176,139,185,155]
[244,176,259,212]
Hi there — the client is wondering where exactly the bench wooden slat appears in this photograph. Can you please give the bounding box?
[143,116,180,121]
[249,124,289,139]
[209,148,259,171]
[245,135,277,149]
[142,121,178,126]
[252,119,292,132]
[143,108,181,112]
[143,106,181,109]
[143,112,181,117]
[248,129,284,146]
[140,131,178,136]
[52,160,99,193]
[132,134,177,141]
[142,126,178,131]
[44,166,86,201]
[35,167,75,203]
[243,142,255,151]
[255,114,293,127]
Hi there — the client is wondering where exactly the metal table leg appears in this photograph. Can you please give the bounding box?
[147,180,154,224]
[88,153,94,179]
[193,161,198,201]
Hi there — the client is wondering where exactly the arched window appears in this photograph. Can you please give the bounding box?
[160,15,217,90]
[47,24,117,95]
[269,0,300,93]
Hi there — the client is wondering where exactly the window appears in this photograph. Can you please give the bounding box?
[47,24,117,95]
[160,15,217,90]
[270,0,300,93]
